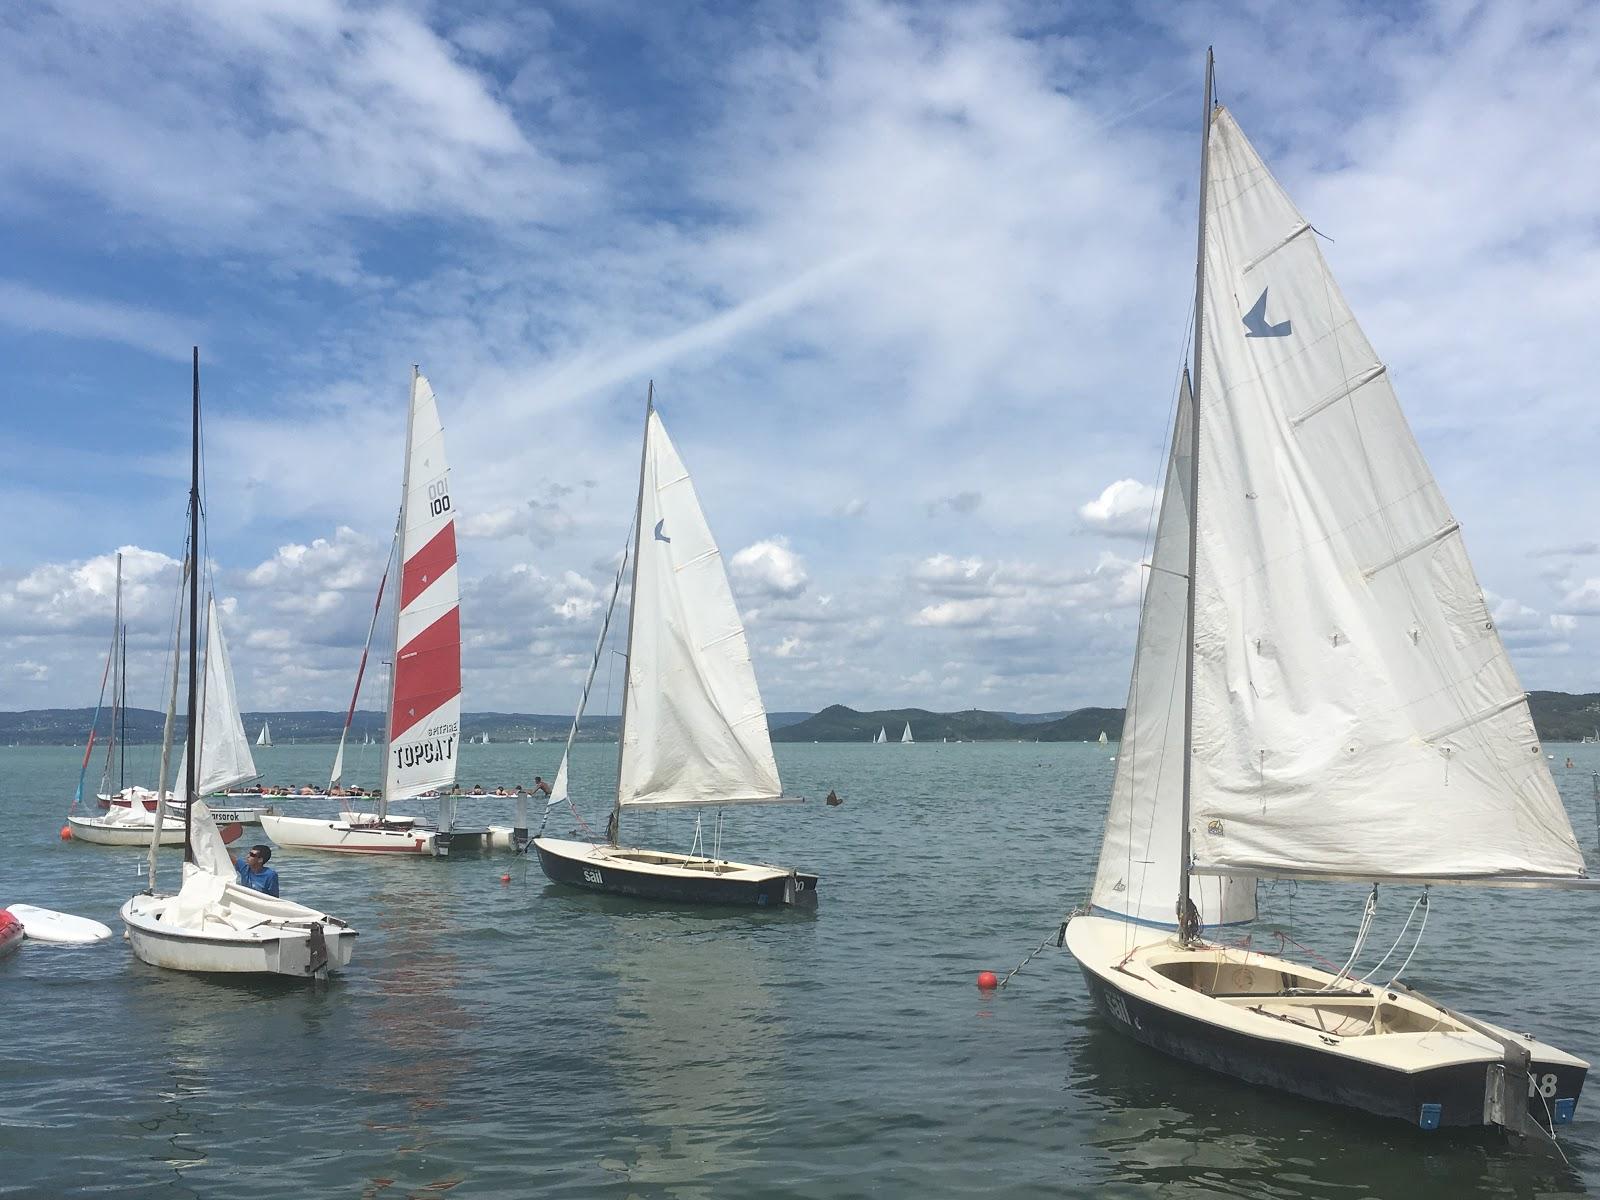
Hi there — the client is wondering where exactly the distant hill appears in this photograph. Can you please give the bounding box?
[771,704,1114,743]
[9,694,1600,746]
[1526,692,1600,742]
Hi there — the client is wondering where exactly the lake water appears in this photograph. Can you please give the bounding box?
[3,738,1600,1198]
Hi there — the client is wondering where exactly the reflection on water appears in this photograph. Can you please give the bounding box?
[592,897,802,1198]
[348,873,473,1198]
[1066,1013,1591,1199]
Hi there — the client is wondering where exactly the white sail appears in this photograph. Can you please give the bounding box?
[175,596,258,800]
[901,723,913,744]
[1187,108,1584,883]
[1092,379,1257,926]
[256,721,271,747]
[383,370,462,806]
[617,411,782,811]
[875,727,887,744]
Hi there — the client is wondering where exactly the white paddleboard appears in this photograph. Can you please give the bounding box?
[5,904,113,944]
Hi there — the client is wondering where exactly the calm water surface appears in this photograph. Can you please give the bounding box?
[3,739,1599,1198]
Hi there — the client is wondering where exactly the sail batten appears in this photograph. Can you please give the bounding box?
[617,411,783,811]
[1185,106,1584,883]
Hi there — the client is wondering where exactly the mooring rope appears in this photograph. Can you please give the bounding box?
[998,921,1071,989]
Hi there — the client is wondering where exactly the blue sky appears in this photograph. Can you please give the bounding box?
[3,0,1599,715]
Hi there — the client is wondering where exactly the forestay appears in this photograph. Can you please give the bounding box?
[175,596,258,801]
[1187,107,1584,883]
[1092,377,1257,926]
[617,411,783,811]
[384,371,462,805]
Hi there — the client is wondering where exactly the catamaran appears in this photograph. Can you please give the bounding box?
[531,386,817,906]
[120,348,357,977]
[1065,52,1591,1137]
[262,367,483,856]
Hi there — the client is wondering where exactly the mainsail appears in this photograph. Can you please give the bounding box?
[382,370,462,806]
[174,596,258,801]
[616,410,782,811]
[901,723,913,744]
[1186,108,1583,883]
[256,722,271,747]
[1092,377,1256,926]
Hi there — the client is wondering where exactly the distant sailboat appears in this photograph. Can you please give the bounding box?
[874,726,887,744]
[531,386,817,905]
[900,723,914,744]
[1066,53,1591,1135]
[1097,730,1108,746]
[256,721,272,748]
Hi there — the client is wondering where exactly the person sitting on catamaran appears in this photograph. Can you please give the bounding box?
[234,845,280,897]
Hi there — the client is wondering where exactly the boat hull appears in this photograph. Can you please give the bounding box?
[1068,915,1585,1132]
[532,837,818,907]
[260,813,493,857]
[67,815,185,846]
[119,893,357,976]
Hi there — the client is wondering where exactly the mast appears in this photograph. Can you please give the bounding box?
[1178,49,1214,942]
[183,348,201,865]
[379,367,419,823]
[610,380,653,846]
[103,553,123,797]
[118,617,127,791]
[149,555,187,889]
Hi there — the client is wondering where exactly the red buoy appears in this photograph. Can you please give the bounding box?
[977,970,998,991]
[500,873,511,884]
[60,825,73,841]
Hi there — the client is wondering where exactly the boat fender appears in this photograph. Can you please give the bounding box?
[306,922,328,975]
[60,826,72,841]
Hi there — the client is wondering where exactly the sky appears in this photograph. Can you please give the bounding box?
[3,0,1600,718]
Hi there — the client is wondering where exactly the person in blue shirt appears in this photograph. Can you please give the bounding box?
[235,844,280,897]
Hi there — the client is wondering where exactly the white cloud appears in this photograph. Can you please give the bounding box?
[730,538,809,599]
[1078,479,1158,539]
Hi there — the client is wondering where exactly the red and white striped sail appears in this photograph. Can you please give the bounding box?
[383,370,461,805]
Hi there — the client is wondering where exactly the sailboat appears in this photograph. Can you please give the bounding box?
[531,387,818,906]
[1066,53,1591,1136]
[900,723,914,744]
[874,726,887,745]
[1096,730,1108,746]
[121,348,357,977]
[66,556,179,846]
[263,367,480,856]
[256,721,272,747]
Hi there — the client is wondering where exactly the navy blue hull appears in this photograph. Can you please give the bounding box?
[1077,964,1585,1131]
[534,841,818,907]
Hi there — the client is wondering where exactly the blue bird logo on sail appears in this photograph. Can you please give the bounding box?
[1242,287,1292,337]
[654,519,671,543]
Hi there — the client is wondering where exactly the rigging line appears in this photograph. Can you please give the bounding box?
[1381,888,1429,988]
[1317,884,1378,992]
[1356,888,1426,983]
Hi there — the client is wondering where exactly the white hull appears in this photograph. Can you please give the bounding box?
[120,886,356,976]
[261,812,435,855]
[99,791,274,827]
[67,814,185,846]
